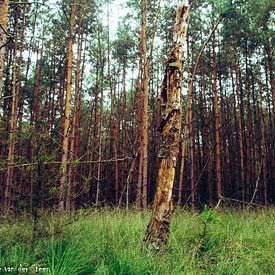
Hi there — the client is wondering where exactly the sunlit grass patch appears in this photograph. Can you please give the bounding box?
[0,208,274,274]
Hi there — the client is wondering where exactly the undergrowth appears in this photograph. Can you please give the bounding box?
[0,208,274,274]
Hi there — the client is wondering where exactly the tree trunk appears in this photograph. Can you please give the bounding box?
[141,0,149,209]
[232,64,245,200]
[144,0,190,252]
[4,7,19,214]
[58,0,76,211]
[244,47,252,202]
[136,65,143,208]
[96,30,105,207]
[0,0,9,99]
[66,19,84,211]
[212,28,222,200]
[257,66,267,204]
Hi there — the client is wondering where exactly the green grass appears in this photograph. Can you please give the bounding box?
[0,208,274,274]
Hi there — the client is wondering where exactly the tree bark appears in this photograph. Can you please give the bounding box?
[144,0,190,252]
[212,28,222,199]
[4,7,19,214]
[141,0,149,209]
[66,18,84,211]
[0,0,9,100]
[232,64,245,201]
[58,0,76,211]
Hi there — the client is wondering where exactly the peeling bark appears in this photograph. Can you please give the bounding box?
[144,0,190,252]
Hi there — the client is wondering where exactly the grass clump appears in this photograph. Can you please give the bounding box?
[0,208,274,274]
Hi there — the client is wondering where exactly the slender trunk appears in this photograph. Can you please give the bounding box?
[107,2,119,207]
[0,0,9,99]
[232,64,244,200]
[121,62,127,205]
[137,150,143,208]
[4,7,19,213]
[244,49,252,202]
[58,0,76,211]
[265,45,275,197]
[212,29,222,199]
[190,96,195,208]
[136,65,143,208]
[141,0,149,208]
[111,81,119,207]
[29,44,43,211]
[96,81,104,206]
[258,67,267,204]
[66,20,83,211]
[96,31,104,207]
[17,7,27,130]
[265,44,275,113]
[178,38,190,207]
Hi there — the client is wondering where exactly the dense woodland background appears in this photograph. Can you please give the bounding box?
[0,0,274,213]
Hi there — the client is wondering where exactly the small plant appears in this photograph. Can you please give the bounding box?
[192,205,220,261]
[200,205,218,238]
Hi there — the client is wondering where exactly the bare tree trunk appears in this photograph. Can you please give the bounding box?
[265,44,275,198]
[0,0,9,100]
[178,37,190,207]
[141,0,149,209]
[58,0,76,211]
[137,150,143,208]
[265,44,275,114]
[244,47,252,201]
[29,43,43,212]
[96,80,104,206]
[4,7,19,214]
[144,0,190,252]
[212,28,222,199]
[136,65,143,208]
[66,19,83,211]
[17,6,27,131]
[232,64,244,200]
[111,80,119,207]
[190,98,196,209]
[257,66,267,204]
[96,30,105,207]
[106,1,119,207]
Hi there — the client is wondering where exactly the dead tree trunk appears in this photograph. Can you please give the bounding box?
[144,0,190,252]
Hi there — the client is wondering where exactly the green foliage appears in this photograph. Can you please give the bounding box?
[113,20,136,64]
[0,209,274,274]
[201,205,219,225]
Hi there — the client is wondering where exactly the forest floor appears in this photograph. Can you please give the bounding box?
[0,208,274,275]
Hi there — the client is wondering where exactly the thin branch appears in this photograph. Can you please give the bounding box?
[250,158,263,204]
[220,195,264,208]
[190,18,222,86]
[0,92,20,101]
[0,157,130,171]
[9,1,48,5]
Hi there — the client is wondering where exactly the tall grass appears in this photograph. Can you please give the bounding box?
[0,208,274,274]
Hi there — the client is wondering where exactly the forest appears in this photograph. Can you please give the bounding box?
[0,0,274,274]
